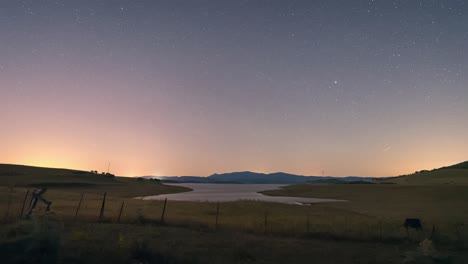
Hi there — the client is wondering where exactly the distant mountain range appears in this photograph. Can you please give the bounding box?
[143,171,375,184]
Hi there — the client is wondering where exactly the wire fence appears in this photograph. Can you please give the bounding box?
[1,187,466,246]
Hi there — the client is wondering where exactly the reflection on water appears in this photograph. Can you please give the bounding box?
[140,183,346,205]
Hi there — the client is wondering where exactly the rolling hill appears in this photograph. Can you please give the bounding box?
[0,164,189,197]
[377,161,468,185]
[438,161,468,170]
[0,164,118,187]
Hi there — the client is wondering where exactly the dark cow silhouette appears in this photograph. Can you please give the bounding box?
[404,218,422,230]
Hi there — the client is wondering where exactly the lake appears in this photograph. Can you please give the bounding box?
[140,183,345,205]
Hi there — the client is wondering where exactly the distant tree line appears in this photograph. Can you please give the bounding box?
[90,170,115,178]
[136,177,160,182]
[415,170,430,174]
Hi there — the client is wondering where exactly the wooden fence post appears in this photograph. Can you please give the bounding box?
[264,210,269,234]
[160,198,167,224]
[20,190,30,218]
[74,193,84,222]
[430,224,436,240]
[117,201,125,223]
[379,221,383,241]
[345,216,348,235]
[306,213,310,233]
[455,224,462,244]
[4,187,13,222]
[98,192,107,222]
[215,202,220,230]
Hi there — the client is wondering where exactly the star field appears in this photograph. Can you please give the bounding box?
[1,0,467,176]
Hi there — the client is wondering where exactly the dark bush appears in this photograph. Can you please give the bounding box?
[0,220,61,264]
[128,239,181,264]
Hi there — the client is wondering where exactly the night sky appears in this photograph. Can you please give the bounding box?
[1,0,467,177]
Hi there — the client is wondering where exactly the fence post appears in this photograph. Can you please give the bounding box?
[455,224,462,244]
[74,193,84,222]
[430,224,436,240]
[379,221,383,241]
[160,198,167,224]
[4,187,13,222]
[20,190,30,218]
[345,216,348,235]
[306,213,310,233]
[117,201,125,223]
[215,202,220,230]
[98,192,107,222]
[264,210,269,234]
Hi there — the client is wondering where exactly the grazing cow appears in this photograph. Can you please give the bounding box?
[404,218,423,231]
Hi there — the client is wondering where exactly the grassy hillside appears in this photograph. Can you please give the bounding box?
[0,164,467,263]
[262,161,468,224]
[0,164,190,197]
[440,161,468,170]
[380,169,468,185]
[262,184,468,222]
[376,161,468,185]
[0,164,118,186]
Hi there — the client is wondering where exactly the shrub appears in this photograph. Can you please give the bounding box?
[128,238,181,264]
[0,219,61,264]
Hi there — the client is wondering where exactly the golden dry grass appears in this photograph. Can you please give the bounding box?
[1,164,467,244]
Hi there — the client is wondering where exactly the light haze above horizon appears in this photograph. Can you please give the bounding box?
[1,1,467,177]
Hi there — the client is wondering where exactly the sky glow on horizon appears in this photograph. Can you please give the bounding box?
[1,1,467,177]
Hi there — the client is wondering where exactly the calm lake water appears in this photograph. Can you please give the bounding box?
[140,183,345,205]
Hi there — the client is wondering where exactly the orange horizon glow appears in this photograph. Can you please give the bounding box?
[2,79,466,177]
[1,154,466,177]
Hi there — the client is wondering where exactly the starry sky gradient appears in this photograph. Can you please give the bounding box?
[1,0,467,176]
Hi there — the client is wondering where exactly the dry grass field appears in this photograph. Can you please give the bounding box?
[1,163,467,263]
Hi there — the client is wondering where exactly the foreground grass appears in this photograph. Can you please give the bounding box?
[1,164,467,263]
[1,216,467,264]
